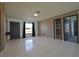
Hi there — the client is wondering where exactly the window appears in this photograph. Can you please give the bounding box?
[25,23,32,34]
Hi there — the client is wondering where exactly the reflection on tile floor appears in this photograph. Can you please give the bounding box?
[25,39,33,51]
[0,36,79,57]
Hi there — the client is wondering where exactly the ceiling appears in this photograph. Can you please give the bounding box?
[3,2,79,21]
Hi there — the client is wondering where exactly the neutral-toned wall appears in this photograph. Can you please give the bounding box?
[38,10,79,41]
[38,18,54,38]
[35,22,38,36]
[0,3,6,52]
[6,17,38,39]
[6,18,24,39]
[0,7,1,52]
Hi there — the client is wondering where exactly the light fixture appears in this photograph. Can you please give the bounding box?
[33,11,40,17]
[34,13,38,17]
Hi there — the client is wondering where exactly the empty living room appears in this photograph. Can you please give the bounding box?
[0,0,79,58]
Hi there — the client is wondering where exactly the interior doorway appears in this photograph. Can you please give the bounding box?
[10,22,20,39]
[63,15,78,43]
[54,18,62,40]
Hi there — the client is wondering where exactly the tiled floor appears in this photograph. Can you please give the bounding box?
[68,36,77,43]
[0,36,79,57]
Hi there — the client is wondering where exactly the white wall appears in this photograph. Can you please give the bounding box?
[6,18,24,39]
[34,22,38,36]
[6,17,38,39]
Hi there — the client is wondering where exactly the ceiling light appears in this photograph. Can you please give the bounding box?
[33,11,40,17]
[34,13,38,17]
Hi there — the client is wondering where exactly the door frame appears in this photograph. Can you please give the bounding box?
[53,18,62,40]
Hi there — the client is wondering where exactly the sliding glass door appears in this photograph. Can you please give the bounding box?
[25,22,35,38]
[25,23,33,37]
[64,15,78,43]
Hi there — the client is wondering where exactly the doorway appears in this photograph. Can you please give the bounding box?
[25,23,33,37]
[54,18,62,40]
[10,22,20,39]
[63,15,78,43]
[25,22,35,38]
